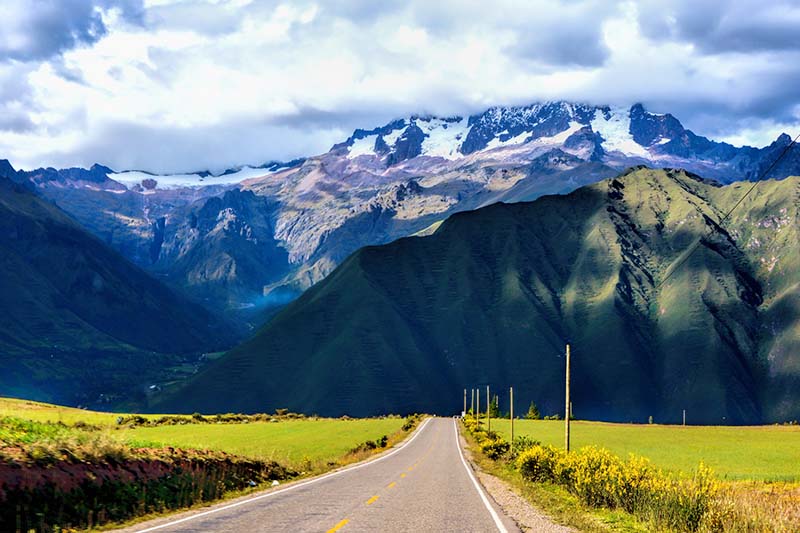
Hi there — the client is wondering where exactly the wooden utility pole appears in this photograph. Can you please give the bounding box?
[487,385,491,432]
[471,388,475,416]
[510,387,514,452]
[463,389,467,416]
[476,388,480,424]
[565,343,571,452]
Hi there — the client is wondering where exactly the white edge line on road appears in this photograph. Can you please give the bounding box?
[134,417,433,532]
[453,419,509,533]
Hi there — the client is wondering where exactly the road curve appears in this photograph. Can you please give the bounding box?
[126,417,520,532]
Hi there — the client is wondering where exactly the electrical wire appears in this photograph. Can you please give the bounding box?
[655,131,799,289]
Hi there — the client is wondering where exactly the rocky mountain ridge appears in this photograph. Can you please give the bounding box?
[5,101,799,322]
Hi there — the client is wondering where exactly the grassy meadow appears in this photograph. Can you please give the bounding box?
[120,418,407,467]
[0,397,409,469]
[465,417,800,532]
[0,397,418,530]
[0,397,162,425]
[487,418,800,481]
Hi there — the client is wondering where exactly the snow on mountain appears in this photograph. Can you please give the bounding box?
[539,120,585,145]
[484,130,531,150]
[338,102,680,164]
[347,135,381,159]
[345,116,470,160]
[591,107,650,157]
[110,166,278,190]
[382,123,407,147]
[418,117,470,159]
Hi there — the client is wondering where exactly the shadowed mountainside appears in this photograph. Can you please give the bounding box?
[0,176,235,407]
[156,169,799,424]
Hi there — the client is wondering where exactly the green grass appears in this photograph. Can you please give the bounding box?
[0,397,167,425]
[463,427,651,533]
[488,418,800,481]
[1,398,416,531]
[0,416,79,445]
[0,397,408,470]
[119,418,405,467]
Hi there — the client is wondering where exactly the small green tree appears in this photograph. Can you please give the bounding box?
[489,395,501,418]
[525,401,541,420]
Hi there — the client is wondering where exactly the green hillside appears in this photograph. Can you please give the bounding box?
[158,168,799,423]
[0,177,235,406]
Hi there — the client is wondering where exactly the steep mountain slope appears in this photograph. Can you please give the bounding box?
[11,161,302,324]
[157,169,799,424]
[11,102,800,318]
[154,188,292,312]
[0,172,235,407]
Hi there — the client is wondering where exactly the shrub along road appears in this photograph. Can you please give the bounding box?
[121,418,523,532]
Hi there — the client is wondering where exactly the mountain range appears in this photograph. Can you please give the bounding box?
[156,168,799,424]
[6,102,799,327]
[1,101,799,417]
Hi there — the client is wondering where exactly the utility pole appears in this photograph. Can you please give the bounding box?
[463,388,467,416]
[487,385,491,432]
[471,388,475,416]
[477,388,480,424]
[565,343,571,452]
[510,387,514,453]
[683,409,686,426]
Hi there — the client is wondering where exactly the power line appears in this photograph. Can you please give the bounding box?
[719,132,800,224]
[656,131,799,289]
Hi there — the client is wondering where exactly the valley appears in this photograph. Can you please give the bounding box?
[3,2,799,531]
[2,114,798,418]
[0,175,236,407]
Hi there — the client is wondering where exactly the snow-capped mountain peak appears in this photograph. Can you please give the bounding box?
[590,106,649,157]
[8,98,799,318]
[336,101,704,166]
[344,115,470,161]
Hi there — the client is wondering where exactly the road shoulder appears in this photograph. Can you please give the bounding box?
[456,423,574,533]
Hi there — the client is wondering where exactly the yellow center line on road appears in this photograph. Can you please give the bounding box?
[327,518,349,532]
[398,438,436,479]
[329,423,435,530]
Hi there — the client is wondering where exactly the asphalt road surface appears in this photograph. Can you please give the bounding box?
[129,417,520,532]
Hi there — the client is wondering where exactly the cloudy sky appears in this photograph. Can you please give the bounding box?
[1,0,799,173]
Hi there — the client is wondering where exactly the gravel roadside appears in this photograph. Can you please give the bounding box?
[458,425,575,533]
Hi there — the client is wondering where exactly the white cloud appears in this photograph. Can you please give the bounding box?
[0,0,798,172]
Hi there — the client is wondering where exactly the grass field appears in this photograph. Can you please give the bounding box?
[120,419,406,467]
[0,397,408,469]
[486,418,800,481]
[1,397,414,531]
[0,397,163,425]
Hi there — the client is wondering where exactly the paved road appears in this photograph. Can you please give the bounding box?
[130,417,520,532]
